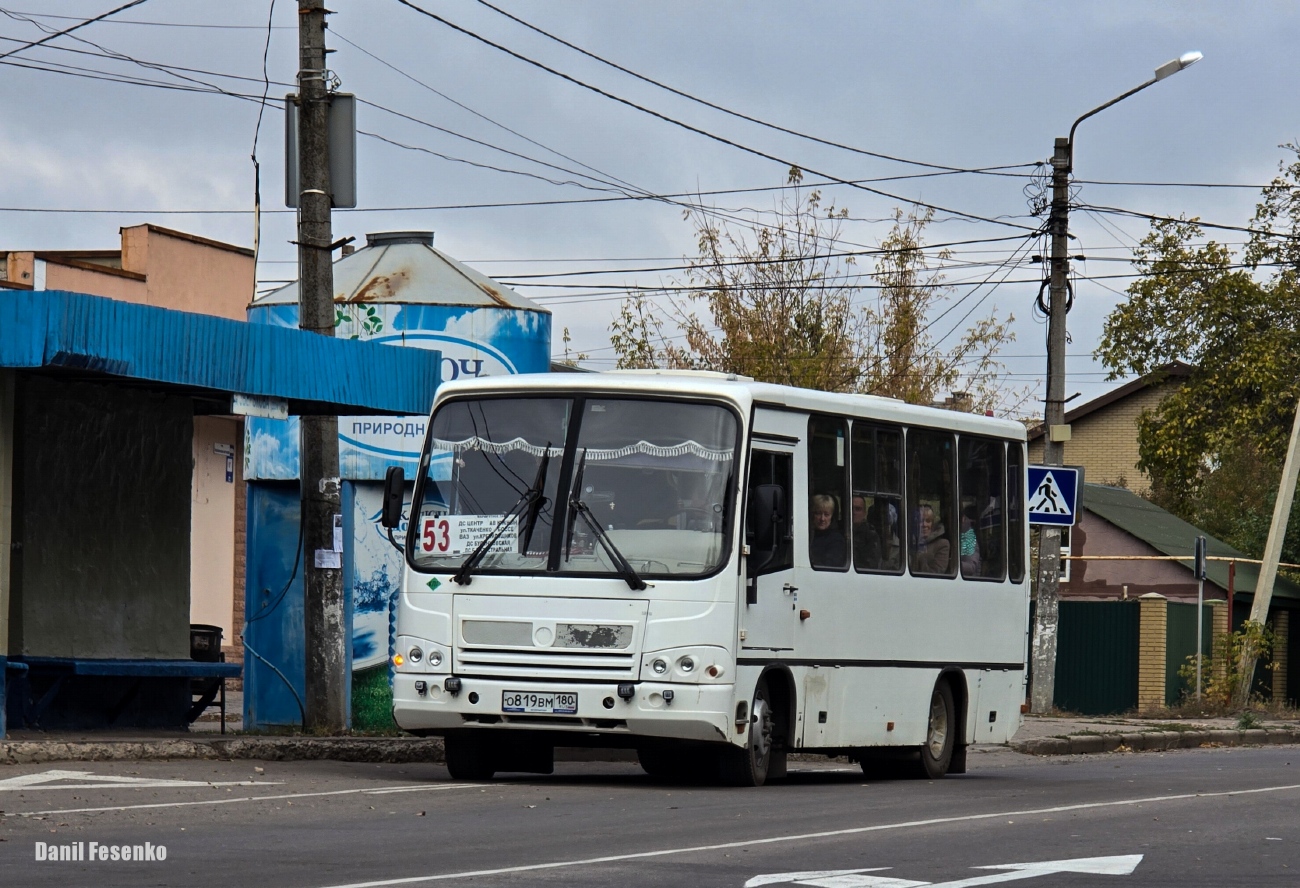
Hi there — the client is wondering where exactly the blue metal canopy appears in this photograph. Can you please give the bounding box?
[0,290,440,415]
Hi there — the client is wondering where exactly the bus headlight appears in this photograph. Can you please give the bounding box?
[394,636,449,673]
[642,646,729,683]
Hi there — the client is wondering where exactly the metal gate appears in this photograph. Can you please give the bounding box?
[1054,600,1139,715]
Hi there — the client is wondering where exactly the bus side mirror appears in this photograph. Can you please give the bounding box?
[381,466,405,529]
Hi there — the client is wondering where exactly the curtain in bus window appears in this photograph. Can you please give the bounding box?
[907,429,956,577]
[807,415,849,570]
[850,423,903,574]
[958,436,1006,581]
[561,398,738,577]
[415,397,571,569]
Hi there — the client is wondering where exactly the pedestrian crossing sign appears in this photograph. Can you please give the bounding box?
[1027,466,1081,526]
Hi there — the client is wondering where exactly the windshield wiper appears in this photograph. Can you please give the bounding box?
[568,500,648,591]
[519,446,552,555]
[452,451,550,586]
[564,451,647,591]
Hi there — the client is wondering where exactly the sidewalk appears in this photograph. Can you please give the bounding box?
[1008,711,1300,755]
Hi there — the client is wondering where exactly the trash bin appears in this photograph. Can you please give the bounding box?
[190,624,224,662]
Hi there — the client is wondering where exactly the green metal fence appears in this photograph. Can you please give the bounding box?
[1165,602,1212,705]
[1054,600,1140,715]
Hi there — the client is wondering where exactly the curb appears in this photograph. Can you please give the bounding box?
[0,737,447,766]
[1012,728,1300,756]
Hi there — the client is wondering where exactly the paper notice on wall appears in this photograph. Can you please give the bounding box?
[333,513,343,552]
[314,549,342,569]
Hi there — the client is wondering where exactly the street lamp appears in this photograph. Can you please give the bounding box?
[1029,52,1202,714]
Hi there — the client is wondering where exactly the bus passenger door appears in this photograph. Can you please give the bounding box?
[742,446,797,652]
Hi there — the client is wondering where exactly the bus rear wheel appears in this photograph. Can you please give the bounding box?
[720,680,774,787]
[914,681,956,779]
[443,733,497,781]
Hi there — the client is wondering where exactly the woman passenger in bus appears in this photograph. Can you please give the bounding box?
[912,504,951,574]
[809,493,846,568]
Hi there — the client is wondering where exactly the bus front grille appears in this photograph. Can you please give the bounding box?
[454,646,638,680]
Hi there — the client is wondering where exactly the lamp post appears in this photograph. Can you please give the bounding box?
[1029,51,1202,714]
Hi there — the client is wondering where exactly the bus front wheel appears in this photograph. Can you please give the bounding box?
[915,681,956,779]
[443,733,497,781]
[720,680,774,787]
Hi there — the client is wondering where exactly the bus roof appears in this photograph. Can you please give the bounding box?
[435,370,1028,440]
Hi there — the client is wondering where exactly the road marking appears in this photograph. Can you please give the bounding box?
[5,783,486,817]
[307,783,1300,888]
[747,855,1144,888]
[0,769,279,791]
[364,786,469,795]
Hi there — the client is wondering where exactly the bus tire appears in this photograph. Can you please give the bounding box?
[720,679,773,787]
[443,733,496,781]
[915,681,955,779]
[637,746,677,780]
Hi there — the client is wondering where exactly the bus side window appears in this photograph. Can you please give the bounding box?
[907,429,957,578]
[851,423,903,574]
[808,415,849,571]
[958,435,1006,581]
[747,451,793,575]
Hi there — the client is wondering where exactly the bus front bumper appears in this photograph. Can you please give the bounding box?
[392,674,735,744]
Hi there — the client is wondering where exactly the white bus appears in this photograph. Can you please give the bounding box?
[381,371,1030,785]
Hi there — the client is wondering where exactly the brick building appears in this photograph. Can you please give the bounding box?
[1027,362,1191,493]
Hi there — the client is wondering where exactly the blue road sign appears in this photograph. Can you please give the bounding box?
[1027,466,1081,526]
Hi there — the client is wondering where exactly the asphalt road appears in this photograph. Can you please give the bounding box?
[1,744,1297,888]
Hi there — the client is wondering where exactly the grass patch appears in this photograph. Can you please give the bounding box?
[351,665,398,732]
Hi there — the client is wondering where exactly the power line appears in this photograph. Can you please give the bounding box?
[393,0,1041,233]
[0,9,262,103]
[2,9,291,29]
[334,28,647,201]
[1078,203,1300,240]
[471,0,1037,179]
[0,0,150,61]
[0,26,295,89]
[496,233,1038,281]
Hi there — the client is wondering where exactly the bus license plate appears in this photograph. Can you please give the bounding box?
[502,690,578,715]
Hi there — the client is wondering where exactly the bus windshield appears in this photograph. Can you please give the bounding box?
[410,395,739,580]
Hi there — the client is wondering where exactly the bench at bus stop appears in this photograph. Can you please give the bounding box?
[5,656,242,732]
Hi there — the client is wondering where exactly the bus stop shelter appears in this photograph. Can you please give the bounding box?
[0,290,441,733]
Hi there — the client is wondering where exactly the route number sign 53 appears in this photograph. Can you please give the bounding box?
[418,514,515,557]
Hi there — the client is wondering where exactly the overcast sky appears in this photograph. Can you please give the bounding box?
[3,2,1298,414]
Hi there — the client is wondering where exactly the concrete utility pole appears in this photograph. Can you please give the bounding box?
[1028,52,1202,714]
[1237,397,1300,703]
[297,1,346,732]
[1029,137,1072,714]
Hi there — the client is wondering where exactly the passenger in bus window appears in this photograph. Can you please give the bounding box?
[873,501,901,569]
[912,504,951,574]
[810,493,846,568]
[959,505,981,576]
[851,494,882,569]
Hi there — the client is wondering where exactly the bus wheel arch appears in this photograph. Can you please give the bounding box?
[723,668,793,786]
[759,666,796,756]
